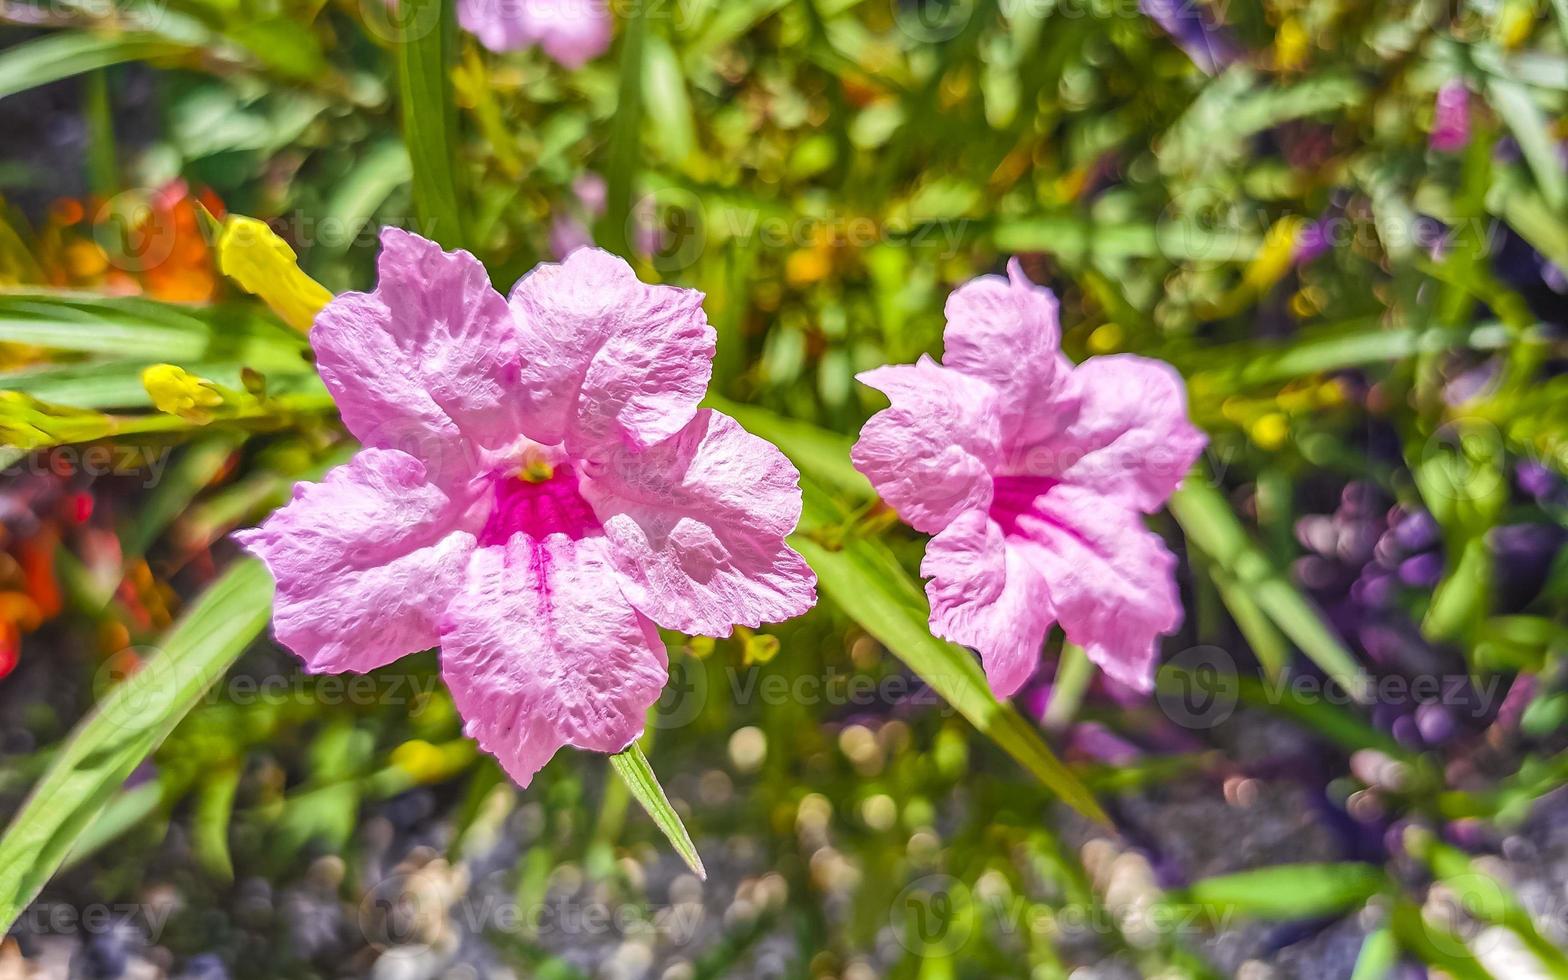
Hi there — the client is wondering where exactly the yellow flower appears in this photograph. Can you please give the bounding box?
[142,364,224,423]
[214,215,333,332]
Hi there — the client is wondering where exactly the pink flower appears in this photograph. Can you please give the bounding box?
[236,229,816,785]
[850,261,1205,695]
[1430,81,1471,153]
[457,0,610,66]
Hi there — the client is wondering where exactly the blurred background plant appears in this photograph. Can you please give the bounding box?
[1,0,1568,976]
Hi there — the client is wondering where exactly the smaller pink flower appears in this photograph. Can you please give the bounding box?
[237,229,816,786]
[458,0,611,67]
[851,261,1206,695]
[1430,81,1471,153]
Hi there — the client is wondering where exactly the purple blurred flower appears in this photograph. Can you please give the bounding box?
[1490,523,1567,610]
[1517,461,1562,501]
[1068,722,1143,765]
[548,172,607,259]
[1294,219,1333,266]
[1139,0,1240,75]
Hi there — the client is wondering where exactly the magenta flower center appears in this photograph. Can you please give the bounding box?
[478,460,600,546]
[989,474,1060,538]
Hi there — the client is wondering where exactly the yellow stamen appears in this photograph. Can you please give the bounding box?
[519,458,555,483]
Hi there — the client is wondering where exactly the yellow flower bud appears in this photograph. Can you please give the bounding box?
[142,364,224,423]
[215,215,334,332]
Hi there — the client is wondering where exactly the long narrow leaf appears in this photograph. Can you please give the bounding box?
[0,292,308,366]
[608,743,705,880]
[0,559,274,930]
[0,32,185,101]
[1174,863,1386,921]
[392,0,466,249]
[1170,478,1370,699]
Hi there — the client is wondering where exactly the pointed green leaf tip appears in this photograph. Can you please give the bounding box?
[609,743,706,880]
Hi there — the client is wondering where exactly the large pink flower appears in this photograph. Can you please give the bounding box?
[236,229,816,785]
[457,0,611,66]
[851,261,1205,695]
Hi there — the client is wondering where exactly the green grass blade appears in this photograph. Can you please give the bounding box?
[1350,926,1399,980]
[307,138,413,272]
[1390,899,1496,980]
[1406,827,1568,978]
[1174,863,1386,921]
[0,32,185,101]
[1487,77,1568,212]
[608,743,705,880]
[0,292,308,365]
[598,0,649,257]
[0,559,274,931]
[1170,477,1370,700]
[392,0,466,249]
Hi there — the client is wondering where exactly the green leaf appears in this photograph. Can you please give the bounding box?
[1390,899,1495,980]
[598,0,649,257]
[1486,77,1568,212]
[1170,478,1370,700]
[0,292,308,367]
[1159,67,1366,173]
[608,742,705,880]
[1180,318,1526,389]
[1175,863,1385,921]
[62,781,164,870]
[308,138,414,272]
[994,215,1260,264]
[193,765,241,882]
[641,33,696,168]
[0,32,186,100]
[392,0,467,249]
[0,559,274,931]
[1405,827,1568,978]
[1350,926,1399,980]
[793,482,1108,823]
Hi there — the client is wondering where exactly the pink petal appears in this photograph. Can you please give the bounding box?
[438,534,668,787]
[580,409,816,636]
[234,449,475,673]
[457,0,531,51]
[851,356,1001,534]
[942,259,1072,446]
[311,229,524,487]
[1022,355,1207,513]
[529,0,612,68]
[1006,483,1182,692]
[458,0,611,65]
[508,248,715,458]
[922,509,1054,698]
